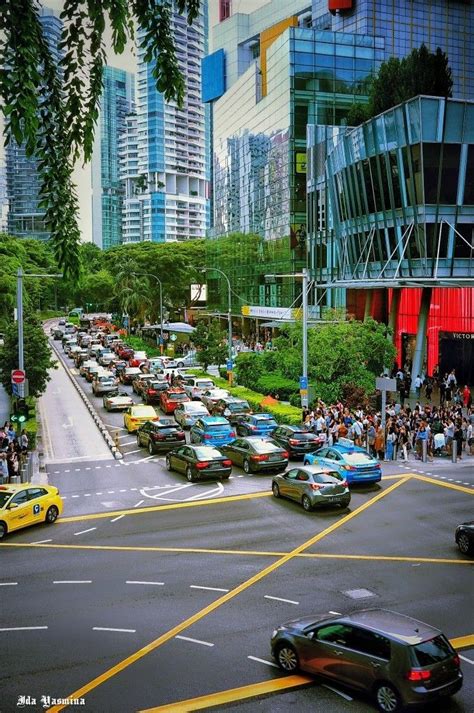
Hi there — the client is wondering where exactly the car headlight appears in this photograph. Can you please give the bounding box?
[271,629,279,639]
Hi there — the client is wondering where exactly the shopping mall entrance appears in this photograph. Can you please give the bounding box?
[439,332,474,385]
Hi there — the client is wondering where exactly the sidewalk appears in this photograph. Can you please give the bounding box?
[0,383,10,425]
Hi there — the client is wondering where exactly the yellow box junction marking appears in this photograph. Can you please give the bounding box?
[49,477,410,712]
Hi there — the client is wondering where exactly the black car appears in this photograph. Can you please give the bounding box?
[220,437,289,474]
[455,521,474,555]
[166,445,232,482]
[212,397,252,424]
[271,425,325,458]
[136,419,185,455]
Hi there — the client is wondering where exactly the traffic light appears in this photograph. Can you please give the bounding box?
[11,399,29,424]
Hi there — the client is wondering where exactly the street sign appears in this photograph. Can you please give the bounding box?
[11,369,26,384]
[170,333,177,342]
[12,383,19,397]
[299,376,308,389]
[376,377,397,391]
[226,359,234,371]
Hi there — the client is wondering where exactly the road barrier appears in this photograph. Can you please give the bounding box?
[48,336,122,459]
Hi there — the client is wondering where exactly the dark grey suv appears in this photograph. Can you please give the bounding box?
[271,609,462,712]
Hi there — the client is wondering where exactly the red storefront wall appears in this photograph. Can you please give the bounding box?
[392,287,474,375]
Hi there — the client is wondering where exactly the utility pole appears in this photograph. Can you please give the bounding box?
[301,268,309,409]
[201,267,233,385]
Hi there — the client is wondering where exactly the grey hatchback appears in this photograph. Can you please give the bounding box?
[272,465,350,511]
[271,609,462,712]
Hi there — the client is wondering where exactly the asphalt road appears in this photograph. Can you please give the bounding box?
[1,475,473,712]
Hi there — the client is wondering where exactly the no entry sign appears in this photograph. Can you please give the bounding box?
[11,369,26,384]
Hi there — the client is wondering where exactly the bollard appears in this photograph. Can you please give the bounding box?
[114,430,120,449]
[422,439,428,463]
[452,439,457,463]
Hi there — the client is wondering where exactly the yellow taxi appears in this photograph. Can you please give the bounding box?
[123,404,159,432]
[0,483,63,539]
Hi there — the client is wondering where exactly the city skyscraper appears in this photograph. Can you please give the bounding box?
[91,66,135,249]
[134,2,210,242]
[5,7,62,240]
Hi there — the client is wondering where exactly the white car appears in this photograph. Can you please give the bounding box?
[200,388,230,410]
[92,375,118,395]
[183,377,215,400]
[102,390,134,412]
[174,402,210,428]
[175,353,198,368]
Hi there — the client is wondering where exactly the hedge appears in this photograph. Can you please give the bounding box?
[255,374,299,401]
[188,370,302,426]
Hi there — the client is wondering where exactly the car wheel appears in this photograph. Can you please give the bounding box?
[272,482,280,498]
[375,683,402,713]
[302,495,312,512]
[177,361,183,368]
[148,442,155,456]
[166,455,173,472]
[186,467,195,483]
[457,532,473,555]
[45,506,59,524]
[0,521,7,539]
[243,459,251,474]
[136,435,141,447]
[276,644,299,672]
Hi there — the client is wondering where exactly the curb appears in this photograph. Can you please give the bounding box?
[49,337,123,459]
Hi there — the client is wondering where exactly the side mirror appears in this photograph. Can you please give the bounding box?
[7,502,19,510]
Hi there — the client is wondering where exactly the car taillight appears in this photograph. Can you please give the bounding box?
[229,431,235,437]
[406,669,431,682]
[196,461,209,469]
[310,483,322,491]
[453,654,460,666]
[148,389,157,395]
[249,425,257,430]
[152,434,166,441]
[343,465,357,471]
[340,479,348,488]
[223,459,232,466]
[251,454,269,461]
[288,439,300,446]
[282,451,289,459]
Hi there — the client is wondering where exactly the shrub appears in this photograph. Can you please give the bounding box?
[256,374,299,401]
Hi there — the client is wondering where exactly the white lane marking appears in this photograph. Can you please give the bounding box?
[175,635,214,647]
[108,490,115,494]
[75,468,81,472]
[140,483,192,500]
[126,581,164,586]
[95,466,102,470]
[74,528,97,536]
[119,489,127,492]
[110,514,125,523]
[329,611,342,615]
[190,585,229,593]
[0,582,18,586]
[71,495,80,498]
[134,500,145,508]
[463,482,469,486]
[64,469,70,473]
[322,684,353,701]
[85,467,91,471]
[121,440,136,446]
[93,627,136,633]
[104,425,127,430]
[30,539,52,545]
[248,655,279,669]
[0,626,48,632]
[186,483,225,501]
[130,488,138,491]
[459,654,474,665]
[264,595,299,605]
[124,448,141,455]
[106,465,112,468]
[83,493,91,497]
[53,580,92,584]
[96,492,103,495]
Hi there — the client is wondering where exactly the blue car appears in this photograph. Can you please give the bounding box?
[190,416,236,446]
[236,413,278,437]
[303,440,382,485]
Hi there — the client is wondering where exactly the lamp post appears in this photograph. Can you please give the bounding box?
[131,272,164,354]
[200,267,233,385]
[16,268,63,396]
[266,269,310,409]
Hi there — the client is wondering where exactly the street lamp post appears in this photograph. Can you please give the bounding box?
[201,267,233,385]
[16,267,63,396]
[266,269,310,409]
[131,272,164,354]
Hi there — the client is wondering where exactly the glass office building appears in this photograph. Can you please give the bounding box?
[91,66,135,249]
[6,8,62,241]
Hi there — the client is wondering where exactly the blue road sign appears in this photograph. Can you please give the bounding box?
[12,383,19,397]
[299,376,308,389]
[227,360,234,371]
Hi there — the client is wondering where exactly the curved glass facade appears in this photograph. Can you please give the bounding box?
[308,96,474,285]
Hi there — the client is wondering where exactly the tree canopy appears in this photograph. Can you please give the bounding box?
[0,317,56,397]
[0,0,202,278]
[347,44,453,126]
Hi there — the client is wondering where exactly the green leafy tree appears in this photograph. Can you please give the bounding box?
[191,320,228,370]
[1,0,201,277]
[76,269,116,310]
[0,317,56,397]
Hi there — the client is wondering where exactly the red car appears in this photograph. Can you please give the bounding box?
[129,351,147,367]
[117,345,134,359]
[160,388,190,414]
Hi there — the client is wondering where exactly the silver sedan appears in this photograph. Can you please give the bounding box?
[272,465,350,511]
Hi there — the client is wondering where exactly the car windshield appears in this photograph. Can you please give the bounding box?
[196,381,214,389]
[290,431,318,441]
[206,423,229,431]
[228,401,250,412]
[168,392,188,401]
[133,408,156,417]
[0,492,12,508]
[99,377,114,383]
[252,440,280,453]
[410,636,453,666]
[194,447,222,459]
[255,418,277,427]
[310,471,344,483]
[154,426,178,434]
[186,403,208,412]
[344,452,373,464]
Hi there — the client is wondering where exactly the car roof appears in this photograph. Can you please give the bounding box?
[300,464,335,475]
[0,483,45,494]
[342,609,440,644]
[251,413,274,419]
[331,439,366,454]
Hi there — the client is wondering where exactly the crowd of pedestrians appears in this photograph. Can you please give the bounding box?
[0,423,29,483]
[302,378,474,463]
